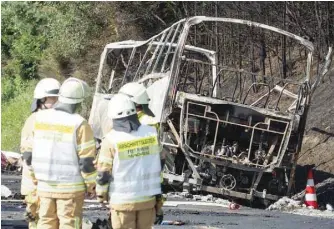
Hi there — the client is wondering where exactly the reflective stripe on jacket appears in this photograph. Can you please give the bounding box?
[106,125,161,205]
[20,112,37,195]
[32,109,85,193]
[21,164,37,195]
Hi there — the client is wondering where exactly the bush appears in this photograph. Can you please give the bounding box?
[1,2,48,80]
[1,80,37,151]
[1,75,30,103]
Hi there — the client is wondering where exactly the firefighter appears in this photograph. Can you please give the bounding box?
[119,82,168,223]
[119,82,166,224]
[20,78,61,229]
[119,82,159,129]
[28,77,97,229]
[96,93,163,229]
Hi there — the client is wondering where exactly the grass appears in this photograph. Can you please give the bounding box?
[1,80,37,152]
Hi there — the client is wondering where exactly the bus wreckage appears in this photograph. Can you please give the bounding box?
[89,16,332,205]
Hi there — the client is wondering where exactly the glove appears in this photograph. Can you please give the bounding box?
[154,209,164,225]
[24,210,37,222]
[24,191,39,223]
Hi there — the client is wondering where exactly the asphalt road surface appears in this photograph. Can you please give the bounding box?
[2,174,333,229]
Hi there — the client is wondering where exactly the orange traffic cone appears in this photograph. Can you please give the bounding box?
[304,169,318,209]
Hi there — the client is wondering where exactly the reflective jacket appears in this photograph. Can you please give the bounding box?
[32,109,96,196]
[98,124,161,208]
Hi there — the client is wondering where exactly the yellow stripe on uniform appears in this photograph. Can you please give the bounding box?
[22,169,35,177]
[38,181,86,193]
[77,140,95,151]
[110,196,155,205]
[83,172,97,184]
[75,217,80,229]
[128,196,155,204]
[98,155,114,165]
[34,123,75,133]
[96,184,109,193]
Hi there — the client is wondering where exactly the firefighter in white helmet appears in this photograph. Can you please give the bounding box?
[119,82,159,129]
[29,77,97,229]
[96,93,163,229]
[119,82,166,224]
[20,78,61,229]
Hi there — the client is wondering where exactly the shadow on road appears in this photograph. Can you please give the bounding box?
[1,220,28,229]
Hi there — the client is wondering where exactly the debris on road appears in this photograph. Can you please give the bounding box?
[214,198,231,206]
[200,194,214,202]
[229,202,240,210]
[161,220,186,226]
[167,192,191,199]
[192,195,202,201]
[1,152,8,168]
[1,151,21,162]
[267,197,302,211]
[267,197,334,219]
[326,204,333,211]
[1,151,22,172]
[1,185,12,198]
[84,204,103,209]
[166,192,232,207]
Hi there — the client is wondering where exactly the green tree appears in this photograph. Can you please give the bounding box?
[1,2,48,81]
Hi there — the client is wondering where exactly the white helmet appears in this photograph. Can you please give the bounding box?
[58,77,90,104]
[31,78,60,112]
[34,78,60,99]
[108,94,136,119]
[119,82,150,105]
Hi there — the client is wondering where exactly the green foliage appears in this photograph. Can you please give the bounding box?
[1,75,29,103]
[1,1,49,80]
[1,80,37,151]
[45,2,105,59]
[1,2,115,81]
[39,2,116,81]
